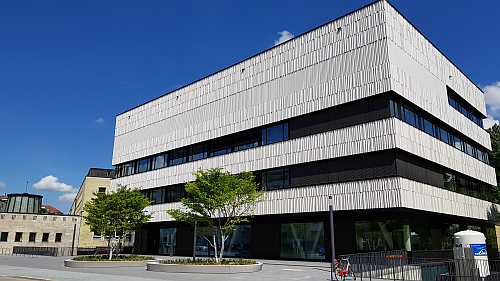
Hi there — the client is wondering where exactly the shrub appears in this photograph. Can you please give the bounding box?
[159,258,257,265]
[72,255,155,261]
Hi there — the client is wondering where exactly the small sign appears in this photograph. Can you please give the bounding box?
[470,244,487,256]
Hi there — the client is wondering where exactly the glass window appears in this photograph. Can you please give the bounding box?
[267,124,284,144]
[439,128,449,144]
[261,128,267,145]
[151,189,163,204]
[189,144,206,161]
[152,154,166,170]
[423,118,434,136]
[263,168,289,190]
[0,232,8,242]
[170,149,186,166]
[29,232,36,242]
[162,187,170,203]
[404,107,416,127]
[210,148,230,157]
[443,173,456,191]
[284,123,289,140]
[465,142,473,156]
[34,197,40,214]
[454,135,462,150]
[137,159,149,173]
[124,163,134,176]
[55,233,62,242]
[98,187,106,194]
[27,197,34,213]
[42,233,49,242]
[390,99,395,116]
[15,232,22,242]
[355,220,411,251]
[20,196,29,213]
[159,228,177,255]
[170,185,182,202]
[448,96,457,109]
[280,222,325,259]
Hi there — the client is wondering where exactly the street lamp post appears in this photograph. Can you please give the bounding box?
[329,196,336,281]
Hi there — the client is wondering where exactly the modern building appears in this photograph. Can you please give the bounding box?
[69,168,115,248]
[110,0,498,260]
[0,193,81,255]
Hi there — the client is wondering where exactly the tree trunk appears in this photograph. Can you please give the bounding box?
[108,236,113,260]
[212,231,219,264]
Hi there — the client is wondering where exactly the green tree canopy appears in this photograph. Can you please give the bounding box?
[486,124,500,203]
[83,185,152,258]
[166,168,266,263]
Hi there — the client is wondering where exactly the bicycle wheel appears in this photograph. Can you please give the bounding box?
[332,262,338,281]
[350,269,356,280]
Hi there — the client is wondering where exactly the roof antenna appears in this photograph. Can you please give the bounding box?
[25,181,29,193]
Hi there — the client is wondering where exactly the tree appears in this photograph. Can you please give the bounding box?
[487,124,500,203]
[83,185,152,259]
[166,168,266,264]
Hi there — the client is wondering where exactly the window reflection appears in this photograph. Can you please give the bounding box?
[262,168,289,190]
[194,226,251,257]
[280,222,324,259]
[159,228,177,255]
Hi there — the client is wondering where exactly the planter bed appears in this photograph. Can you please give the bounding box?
[146,261,263,274]
[65,258,157,268]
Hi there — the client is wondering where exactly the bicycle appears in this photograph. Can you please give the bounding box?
[333,256,356,280]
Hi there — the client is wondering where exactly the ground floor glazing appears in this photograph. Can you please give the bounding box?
[133,208,498,260]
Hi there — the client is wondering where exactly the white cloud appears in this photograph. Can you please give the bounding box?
[95,118,104,123]
[0,181,5,190]
[274,31,294,46]
[484,81,500,116]
[59,192,78,202]
[484,116,500,129]
[33,175,74,192]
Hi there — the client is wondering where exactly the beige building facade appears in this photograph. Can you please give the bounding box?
[69,168,114,248]
[0,212,81,255]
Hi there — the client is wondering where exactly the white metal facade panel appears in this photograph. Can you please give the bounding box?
[384,2,490,150]
[146,177,499,223]
[399,178,499,221]
[112,1,391,165]
[393,119,496,186]
[112,118,399,190]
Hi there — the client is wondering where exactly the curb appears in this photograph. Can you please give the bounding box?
[146,262,263,274]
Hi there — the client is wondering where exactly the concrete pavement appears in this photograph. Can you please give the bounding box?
[0,255,336,281]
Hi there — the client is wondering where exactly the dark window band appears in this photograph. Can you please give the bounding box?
[447,86,484,128]
[390,97,489,164]
[142,149,494,205]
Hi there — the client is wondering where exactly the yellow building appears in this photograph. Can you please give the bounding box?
[69,168,114,248]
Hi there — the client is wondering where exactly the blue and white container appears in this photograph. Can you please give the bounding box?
[453,230,489,277]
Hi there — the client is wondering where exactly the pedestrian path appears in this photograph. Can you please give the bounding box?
[0,255,334,281]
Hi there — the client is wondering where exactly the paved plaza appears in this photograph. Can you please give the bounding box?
[0,255,335,281]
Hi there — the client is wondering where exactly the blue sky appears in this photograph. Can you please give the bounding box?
[1,0,499,213]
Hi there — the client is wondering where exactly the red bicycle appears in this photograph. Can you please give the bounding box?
[333,256,356,280]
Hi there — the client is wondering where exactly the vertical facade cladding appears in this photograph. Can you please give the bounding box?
[110,0,499,259]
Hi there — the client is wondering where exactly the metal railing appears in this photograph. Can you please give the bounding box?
[12,246,74,257]
[339,250,500,281]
